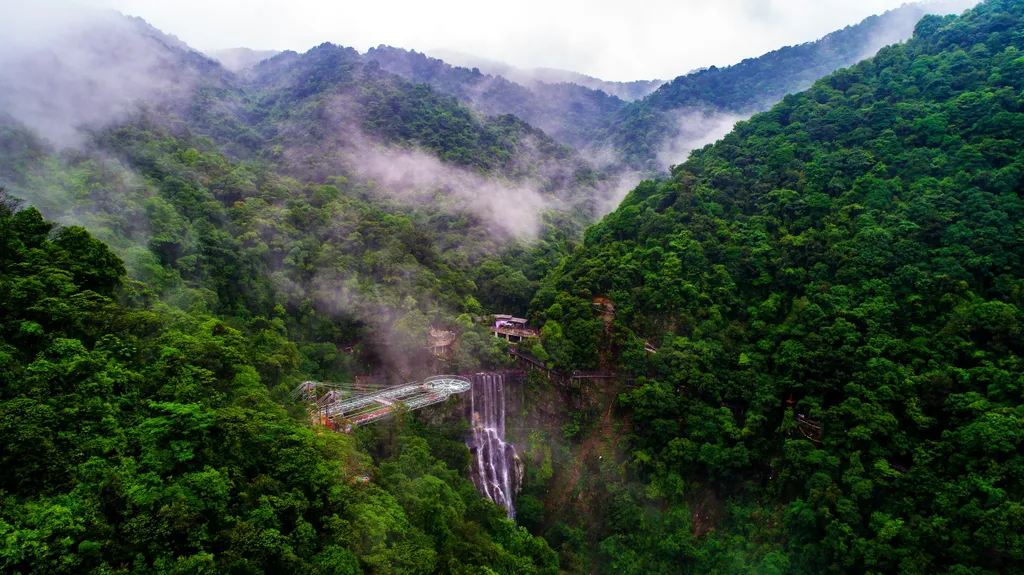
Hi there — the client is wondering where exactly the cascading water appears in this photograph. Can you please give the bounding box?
[467,373,522,519]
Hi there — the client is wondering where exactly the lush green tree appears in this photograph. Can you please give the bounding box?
[0,200,556,574]
[533,1,1024,571]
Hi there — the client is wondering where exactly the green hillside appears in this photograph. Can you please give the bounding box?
[0,192,558,573]
[5,1,1024,573]
[532,1,1024,571]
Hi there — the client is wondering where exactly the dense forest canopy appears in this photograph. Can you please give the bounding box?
[0,193,558,573]
[5,0,1024,573]
[532,0,1024,571]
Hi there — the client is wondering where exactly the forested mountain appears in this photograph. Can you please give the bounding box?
[1,16,615,340]
[357,3,967,172]
[0,8,573,573]
[363,46,628,150]
[602,0,978,172]
[3,0,1021,573]
[160,0,972,180]
[531,0,1024,571]
[239,43,601,191]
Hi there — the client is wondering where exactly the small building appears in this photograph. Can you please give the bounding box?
[496,317,528,329]
[490,314,538,343]
[429,328,458,357]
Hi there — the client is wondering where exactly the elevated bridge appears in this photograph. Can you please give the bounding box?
[292,375,472,430]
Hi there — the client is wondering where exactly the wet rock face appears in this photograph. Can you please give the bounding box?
[512,451,524,496]
[467,372,521,518]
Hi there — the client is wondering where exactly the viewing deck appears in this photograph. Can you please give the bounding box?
[492,326,539,341]
[292,376,472,430]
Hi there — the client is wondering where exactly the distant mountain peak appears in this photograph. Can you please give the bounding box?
[209,47,283,71]
[424,48,662,101]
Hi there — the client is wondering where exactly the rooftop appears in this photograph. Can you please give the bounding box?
[429,328,458,348]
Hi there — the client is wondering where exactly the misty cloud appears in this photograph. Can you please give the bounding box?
[210,47,282,72]
[657,110,748,171]
[0,1,210,147]
[856,0,980,62]
[81,0,980,82]
[594,170,648,218]
[347,145,554,239]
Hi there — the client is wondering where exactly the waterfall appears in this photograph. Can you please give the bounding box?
[467,373,521,519]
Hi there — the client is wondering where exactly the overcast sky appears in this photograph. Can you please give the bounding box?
[69,0,957,81]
